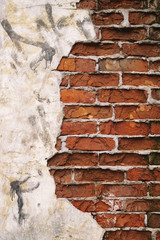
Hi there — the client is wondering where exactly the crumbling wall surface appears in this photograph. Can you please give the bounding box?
[0,0,103,239]
[49,0,160,239]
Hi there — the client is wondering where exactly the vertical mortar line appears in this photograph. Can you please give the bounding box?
[95,0,98,11]
[68,74,71,88]
[71,168,75,183]
[119,72,122,86]
[144,213,148,227]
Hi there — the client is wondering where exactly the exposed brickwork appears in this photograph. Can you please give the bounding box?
[49,1,160,238]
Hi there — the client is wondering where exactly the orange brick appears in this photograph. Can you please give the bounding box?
[97,184,147,197]
[50,169,72,184]
[92,12,123,25]
[70,73,119,87]
[66,137,115,151]
[151,122,160,134]
[129,12,158,25]
[100,121,149,135]
[123,74,160,87]
[99,153,149,166]
[115,105,160,120]
[99,58,148,72]
[97,89,147,103]
[149,183,160,196]
[118,137,160,150]
[156,232,160,240]
[74,169,124,182]
[127,168,160,181]
[61,89,95,103]
[97,213,145,228]
[101,27,147,41]
[64,106,112,119]
[71,43,120,56]
[150,61,160,72]
[56,184,95,198]
[61,121,97,135]
[76,0,96,9]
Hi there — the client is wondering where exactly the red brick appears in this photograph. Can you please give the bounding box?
[48,153,98,167]
[152,89,160,100]
[150,27,160,41]
[115,105,160,120]
[99,58,148,72]
[76,0,96,9]
[149,183,160,196]
[71,200,96,212]
[61,121,97,135]
[74,169,124,182]
[66,137,115,151]
[64,106,112,119]
[98,0,147,10]
[61,89,95,103]
[157,232,160,240]
[50,169,71,184]
[97,89,147,103]
[60,76,68,86]
[58,58,96,72]
[150,61,160,71]
[97,213,145,228]
[103,230,152,240]
[123,74,160,87]
[92,12,123,25]
[124,199,160,212]
[71,43,120,56]
[101,27,147,41]
[150,153,160,165]
[129,12,159,25]
[55,139,61,151]
[100,121,149,135]
[70,73,119,87]
[151,122,160,134]
[97,184,147,197]
[122,44,160,57]
[119,137,160,150]
[56,184,95,198]
[127,168,160,181]
[148,213,160,228]
[99,153,149,166]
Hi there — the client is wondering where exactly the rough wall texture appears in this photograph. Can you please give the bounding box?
[49,0,160,239]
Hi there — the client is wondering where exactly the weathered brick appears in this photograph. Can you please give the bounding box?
[150,61,160,71]
[97,184,147,197]
[98,0,147,10]
[124,199,160,212]
[103,230,152,240]
[97,89,147,103]
[122,44,160,57]
[61,89,95,103]
[119,137,160,150]
[149,0,160,9]
[71,43,120,56]
[71,200,96,212]
[101,27,147,41]
[123,74,160,87]
[99,58,148,72]
[150,27,160,41]
[157,232,160,240]
[70,73,119,87]
[151,122,160,134]
[149,183,160,196]
[76,0,96,9]
[152,89,160,100]
[150,153,160,165]
[56,184,95,198]
[66,137,115,151]
[50,169,72,184]
[64,106,112,119]
[60,76,68,86]
[55,139,62,151]
[97,213,145,228]
[127,168,160,181]
[92,12,123,25]
[148,214,160,228]
[58,57,96,72]
[99,153,149,166]
[115,105,160,120]
[100,121,149,135]
[74,169,124,182]
[129,12,159,25]
[48,153,98,167]
[61,121,97,135]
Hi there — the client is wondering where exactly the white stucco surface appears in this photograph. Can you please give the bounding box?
[0,0,103,239]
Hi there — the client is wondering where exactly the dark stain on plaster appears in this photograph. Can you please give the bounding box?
[10,177,40,225]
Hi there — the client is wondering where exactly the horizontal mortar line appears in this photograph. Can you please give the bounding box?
[62,102,142,106]
[94,211,160,214]
[62,119,158,123]
[49,166,148,170]
[102,227,160,231]
[61,86,153,90]
[57,150,160,154]
[60,134,151,137]
[63,197,160,201]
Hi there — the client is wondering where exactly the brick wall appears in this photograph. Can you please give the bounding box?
[48,0,160,239]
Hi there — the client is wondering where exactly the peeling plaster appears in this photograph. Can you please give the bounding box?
[0,0,103,239]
